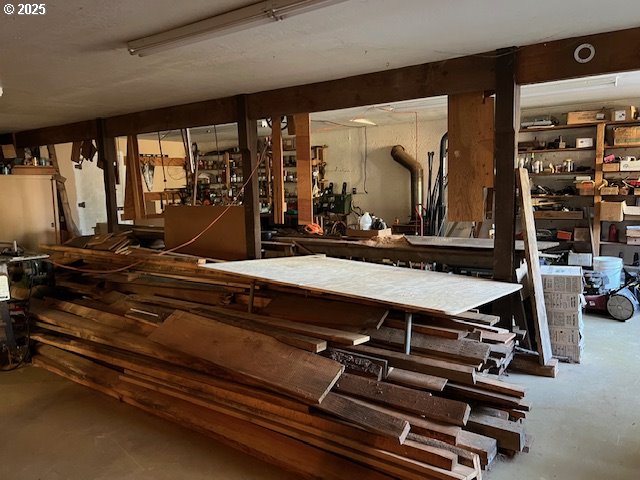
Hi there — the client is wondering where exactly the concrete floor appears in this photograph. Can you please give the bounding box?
[1,313,639,480]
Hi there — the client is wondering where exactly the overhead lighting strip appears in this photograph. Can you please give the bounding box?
[127,0,349,56]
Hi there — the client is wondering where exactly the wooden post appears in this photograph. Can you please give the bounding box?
[122,135,146,220]
[237,95,261,259]
[592,123,605,256]
[294,113,313,225]
[96,119,118,233]
[492,48,520,329]
[272,115,285,224]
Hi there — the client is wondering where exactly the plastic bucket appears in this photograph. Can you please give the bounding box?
[593,256,624,291]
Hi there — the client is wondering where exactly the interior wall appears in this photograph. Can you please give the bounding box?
[311,118,447,225]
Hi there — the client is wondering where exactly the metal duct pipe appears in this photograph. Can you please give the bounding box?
[390,145,424,220]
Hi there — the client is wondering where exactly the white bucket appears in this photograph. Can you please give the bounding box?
[593,256,624,291]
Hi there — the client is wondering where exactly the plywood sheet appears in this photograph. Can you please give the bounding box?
[0,176,59,249]
[205,256,521,316]
[164,205,247,261]
[148,310,343,404]
[447,92,495,222]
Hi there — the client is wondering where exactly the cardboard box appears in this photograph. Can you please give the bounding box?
[627,237,640,245]
[547,310,583,328]
[552,341,584,363]
[623,204,640,216]
[600,186,619,195]
[611,106,638,122]
[626,226,640,238]
[549,327,582,345]
[576,137,594,149]
[573,227,590,242]
[568,252,593,267]
[540,265,584,294]
[577,182,595,196]
[613,126,640,145]
[603,163,620,172]
[544,292,581,310]
[620,160,640,171]
[566,110,607,124]
[600,201,625,221]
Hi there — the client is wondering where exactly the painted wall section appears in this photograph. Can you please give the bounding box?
[311,118,447,226]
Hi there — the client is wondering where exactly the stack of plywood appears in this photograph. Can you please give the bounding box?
[33,240,533,478]
[540,265,584,363]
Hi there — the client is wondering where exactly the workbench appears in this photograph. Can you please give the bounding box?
[267,235,559,270]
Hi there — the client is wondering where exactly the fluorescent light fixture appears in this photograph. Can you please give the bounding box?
[350,118,377,126]
[522,75,619,98]
[128,0,349,56]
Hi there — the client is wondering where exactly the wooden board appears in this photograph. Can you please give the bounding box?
[148,310,343,404]
[385,367,448,392]
[294,113,313,225]
[263,294,388,329]
[517,168,553,365]
[205,256,522,316]
[271,115,285,224]
[447,92,495,221]
[405,236,558,251]
[315,393,410,444]
[465,413,525,451]
[164,205,247,261]
[368,327,491,365]
[350,345,476,385]
[333,373,469,426]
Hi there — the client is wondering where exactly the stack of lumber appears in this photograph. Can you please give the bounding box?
[33,241,531,479]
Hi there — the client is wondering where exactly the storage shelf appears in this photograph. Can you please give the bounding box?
[520,122,600,133]
[605,143,640,149]
[519,147,595,154]
[530,171,594,177]
[531,194,588,199]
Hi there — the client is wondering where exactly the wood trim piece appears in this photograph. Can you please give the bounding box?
[96,119,119,232]
[271,115,285,224]
[517,26,640,85]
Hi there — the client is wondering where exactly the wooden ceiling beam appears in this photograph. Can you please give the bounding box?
[13,120,97,148]
[104,96,237,138]
[517,26,640,84]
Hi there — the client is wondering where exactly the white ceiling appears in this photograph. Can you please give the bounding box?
[1,0,640,132]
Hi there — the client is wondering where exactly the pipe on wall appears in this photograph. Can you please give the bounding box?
[390,145,424,220]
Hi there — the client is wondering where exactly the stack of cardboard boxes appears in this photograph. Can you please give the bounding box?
[540,265,584,363]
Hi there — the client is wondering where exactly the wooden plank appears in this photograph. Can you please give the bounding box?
[263,294,388,329]
[197,305,370,346]
[343,396,463,447]
[517,27,640,84]
[294,113,313,225]
[593,123,605,256]
[447,92,494,221]
[445,383,526,410]
[517,168,553,365]
[509,353,558,378]
[475,374,525,399]
[33,349,394,480]
[271,115,285,224]
[456,430,497,468]
[164,205,248,261]
[237,94,261,259]
[96,118,119,233]
[368,327,491,365]
[123,135,146,220]
[205,256,521,317]
[385,319,464,340]
[326,348,388,379]
[385,367,447,392]
[408,434,480,472]
[46,144,79,237]
[465,413,525,451]
[334,373,469,426]
[148,310,343,404]
[350,344,476,385]
[315,392,410,445]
